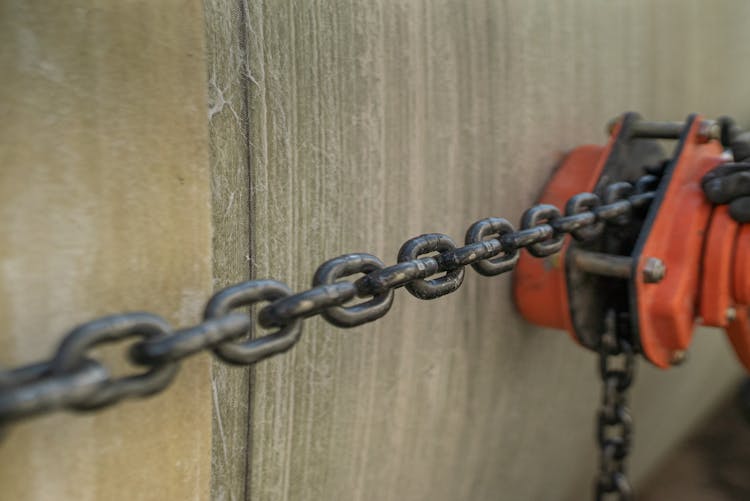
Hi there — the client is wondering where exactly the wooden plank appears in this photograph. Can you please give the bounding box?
[204,0,253,499]
[242,1,749,500]
[0,2,213,500]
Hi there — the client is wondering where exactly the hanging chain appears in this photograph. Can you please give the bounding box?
[0,175,657,428]
[594,313,636,501]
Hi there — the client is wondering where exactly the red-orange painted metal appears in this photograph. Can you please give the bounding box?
[514,113,750,371]
[725,224,750,370]
[513,119,631,346]
[700,206,739,328]
[633,117,724,367]
[734,226,750,305]
[727,308,750,371]
[512,144,608,338]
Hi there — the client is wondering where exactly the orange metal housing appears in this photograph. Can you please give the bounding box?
[735,226,750,305]
[632,118,724,367]
[512,144,608,338]
[722,223,750,370]
[700,207,739,327]
[514,114,750,371]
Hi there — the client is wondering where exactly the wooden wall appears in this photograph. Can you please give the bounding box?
[0,2,214,500]
[2,1,750,501]
[215,1,750,500]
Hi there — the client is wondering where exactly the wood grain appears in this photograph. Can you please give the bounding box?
[204,0,253,499]
[3,1,750,500]
[0,2,213,500]
[237,1,750,500]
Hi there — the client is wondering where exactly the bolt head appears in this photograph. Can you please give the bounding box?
[642,257,667,283]
[727,307,738,322]
[670,350,688,366]
[698,120,721,142]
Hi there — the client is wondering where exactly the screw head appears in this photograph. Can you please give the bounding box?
[698,120,721,142]
[642,257,667,283]
[727,307,738,322]
[670,350,688,366]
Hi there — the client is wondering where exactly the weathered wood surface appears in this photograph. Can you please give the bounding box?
[3,1,750,500]
[204,1,253,500]
[0,2,213,500]
[231,1,750,500]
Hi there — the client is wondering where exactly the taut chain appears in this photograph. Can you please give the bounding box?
[0,175,657,432]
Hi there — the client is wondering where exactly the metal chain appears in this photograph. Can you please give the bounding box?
[594,313,636,501]
[0,175,656,428]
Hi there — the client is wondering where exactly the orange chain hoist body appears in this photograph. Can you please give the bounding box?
[514,113,750,370]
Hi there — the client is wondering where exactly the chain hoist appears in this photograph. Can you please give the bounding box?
[514,112,750,499]
[1,112,749,499]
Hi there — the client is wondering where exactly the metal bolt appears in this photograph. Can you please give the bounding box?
[670,350,688,366]
[571,249,633,279]
[697,120,721,142]
[727,307,738,323]
[642,257,666,283]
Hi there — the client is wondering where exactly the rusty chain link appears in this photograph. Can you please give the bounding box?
[0,176,656,431]
[595,313,636,501]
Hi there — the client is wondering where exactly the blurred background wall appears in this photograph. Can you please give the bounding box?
[1,1,749,500]
[0,1,214,500]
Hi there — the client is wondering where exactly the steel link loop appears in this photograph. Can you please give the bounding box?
[208,280,303,365]
[520,205,565,257]
[604,182,634,205]
[398,234,466,299]
[565,193,605,241]
[437,240,499,270]
[131,313,253,365]
[629,175,660,210]
[0,359,108,423]
[0,360,52,388]
[602,183,634,226]
[594,202,630,222]
[50,313,179,410]
[596,469,633,501]
[595,325,636,501]
[258,282,358,326]
[465,218,519,276]
[597,407,633,457]
[312,253,395,327]
[354,258,440,295]
[634,174,660,196]
[0,175,657,428]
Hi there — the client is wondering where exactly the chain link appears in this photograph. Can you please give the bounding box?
[0,176,653,428]
[594,314,636,501]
